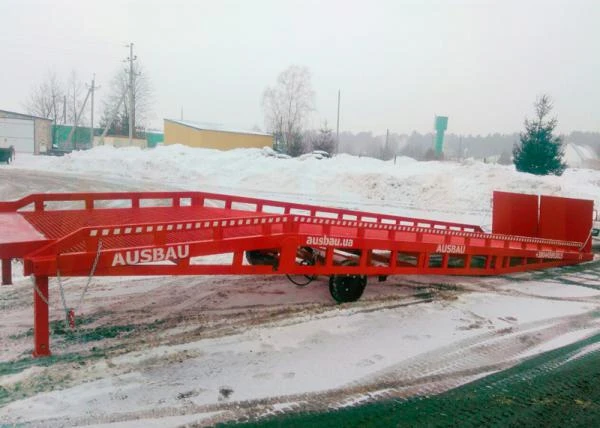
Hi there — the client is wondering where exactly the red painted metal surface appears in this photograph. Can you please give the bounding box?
[33,275,50,357]
[0,190,594,357]
[492,191,539,237]
[0,213,49,258]
[539,195,594,253]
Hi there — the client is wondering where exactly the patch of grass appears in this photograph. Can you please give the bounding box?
[0,363,80,407]
[413,291,435,300]
[1,319,165,378]
[0,348,106,378]
[0,319,167,408]
[429,282,460,292]
[61,318,165,343]
[9,313,105,340]
[10,315,165,344]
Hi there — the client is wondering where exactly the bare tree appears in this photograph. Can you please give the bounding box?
[262,65,315,153]
[101,62,152,136]
[24,71,66,123]
[66,70,87,125]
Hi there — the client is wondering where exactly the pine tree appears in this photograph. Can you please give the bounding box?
[287,131,306,157]
[513,95,566,175]
[312,123,335,154]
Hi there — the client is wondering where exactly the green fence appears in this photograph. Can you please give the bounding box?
[146,132,164,148]
[52,125,96,151]
[52,126,163,150]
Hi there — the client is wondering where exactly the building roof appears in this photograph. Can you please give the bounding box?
[165,119,271,137]
[0,109,53,122]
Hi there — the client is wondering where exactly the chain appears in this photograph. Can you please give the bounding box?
[55,239,103,329]
[76,240,103,311]
[30,275,50,306]
[56,267,70,325]
[579,228,593,252]
[28,241,103,333]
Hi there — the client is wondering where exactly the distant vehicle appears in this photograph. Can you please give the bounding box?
[262,146,292,159]
[312,150,331,158]
[0,144,15,164]
[298,150,331,160]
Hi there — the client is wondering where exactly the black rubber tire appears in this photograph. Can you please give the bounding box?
[329,273,367,303]
[245,250,279,267]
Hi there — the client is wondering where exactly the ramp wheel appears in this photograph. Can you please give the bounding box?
[329,271,367,303]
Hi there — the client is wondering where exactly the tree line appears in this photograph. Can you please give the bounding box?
[261,66,598,175]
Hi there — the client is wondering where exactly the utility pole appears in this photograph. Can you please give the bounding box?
[65,87,92,148]
[87,74,100,147]
[100,90,128,145]
[125,43,137,145]
[63,95,67,124]
[336,89,340,155]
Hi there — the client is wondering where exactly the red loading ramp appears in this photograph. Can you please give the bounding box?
[1,190,479,285]
[0,190,593,357]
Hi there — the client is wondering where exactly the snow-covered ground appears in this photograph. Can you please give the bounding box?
[564,143,599,168]
[7,144,600,228]
[1,147,600,427]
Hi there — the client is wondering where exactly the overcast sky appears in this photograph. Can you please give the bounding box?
[1,0,598,135]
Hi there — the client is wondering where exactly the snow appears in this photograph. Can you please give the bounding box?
[7,145,600,229]
[2,292,593,422]
[518,328,600,360]
[564,143,598,168]
[1,146,600,425]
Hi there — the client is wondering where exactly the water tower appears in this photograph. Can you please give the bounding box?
[434,116,448,157]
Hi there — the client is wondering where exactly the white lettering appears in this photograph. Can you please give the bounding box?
[125,250,139,265]
[154,247,165,261]
[305,236,354,247]
[165,246,177,260]
[111,245,190,267]
[178,245,189,258]
[435,244,466,254]
[140,249,152,263]
[536,251,563,260]
[112,253,126,267]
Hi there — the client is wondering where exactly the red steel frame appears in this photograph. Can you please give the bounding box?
[0,190,593,357]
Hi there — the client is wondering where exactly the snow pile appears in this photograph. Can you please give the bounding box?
[9,144,600,228]
[564,143,599,168]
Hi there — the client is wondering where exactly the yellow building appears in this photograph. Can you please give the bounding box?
[164,119,272,150]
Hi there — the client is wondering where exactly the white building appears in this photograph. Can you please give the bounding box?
[0,110,52,154]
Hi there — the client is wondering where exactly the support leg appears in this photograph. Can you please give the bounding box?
[33,275,51,357]
[2,258,12,285]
